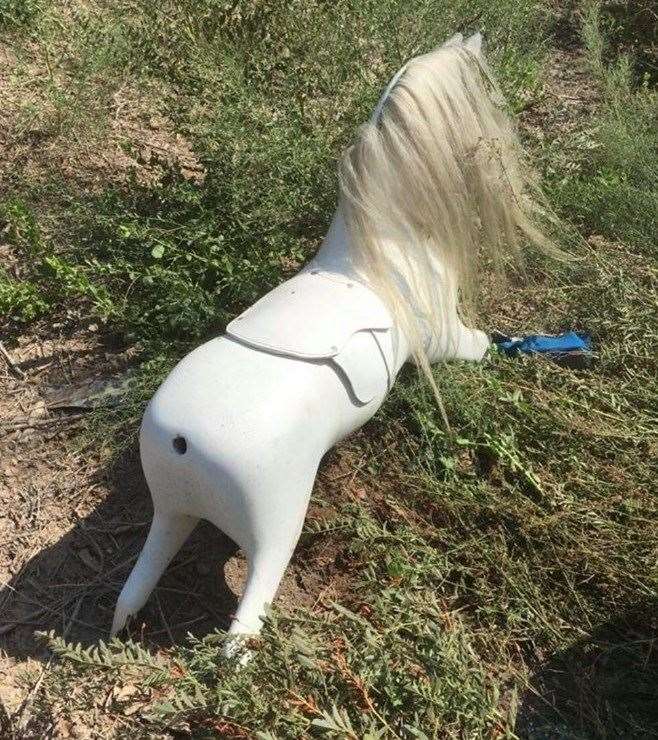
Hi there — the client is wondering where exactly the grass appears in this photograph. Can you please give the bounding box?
[1,0,546,343]
[555,0,658,255]
[1,0,656,737]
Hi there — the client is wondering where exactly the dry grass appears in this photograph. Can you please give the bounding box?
[0,0,656,737]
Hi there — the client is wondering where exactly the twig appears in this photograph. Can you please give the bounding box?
[147,614,207,638]
[85,521,150,535]
[0,341,25,379]
[0,412,87,436]
[0,554,139,636]
[162,555,196,575]
[0,607,48,635]
[154,591,174,643]
[0,543,42,616]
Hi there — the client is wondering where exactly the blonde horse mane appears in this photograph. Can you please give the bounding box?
[339,36,560,414]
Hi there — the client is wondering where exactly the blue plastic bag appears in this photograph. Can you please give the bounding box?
[491,331,593,368]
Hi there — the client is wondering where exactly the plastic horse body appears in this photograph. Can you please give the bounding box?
[111,31,549,651]
[110,217,487,643]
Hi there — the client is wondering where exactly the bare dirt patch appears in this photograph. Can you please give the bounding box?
[0,36,205,194]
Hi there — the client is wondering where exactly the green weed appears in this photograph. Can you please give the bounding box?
[1,1,656,737]
[551,0,658,253]
[0,0,45,30]
[0,273,50,322]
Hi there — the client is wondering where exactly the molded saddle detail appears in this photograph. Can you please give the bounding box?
[226,271,396,404]
[226,271,393,359]
[330,329,391,404]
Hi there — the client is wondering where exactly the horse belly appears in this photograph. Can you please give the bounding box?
[137,336,372,547]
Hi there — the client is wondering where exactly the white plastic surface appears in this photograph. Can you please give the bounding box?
[226,270,392,359]
[111,46,491,659]
[331,329,393,403]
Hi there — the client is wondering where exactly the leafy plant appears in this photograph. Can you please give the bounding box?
[1,1,656,737]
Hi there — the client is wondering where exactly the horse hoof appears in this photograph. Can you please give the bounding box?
[222,633,254,666]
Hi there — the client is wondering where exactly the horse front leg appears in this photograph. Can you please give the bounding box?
[425,313,490,363]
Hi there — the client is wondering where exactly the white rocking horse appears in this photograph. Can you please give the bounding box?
[111,32,556,654]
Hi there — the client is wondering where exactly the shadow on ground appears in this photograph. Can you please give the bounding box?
[516,601,658,738]
[0,448,240,662]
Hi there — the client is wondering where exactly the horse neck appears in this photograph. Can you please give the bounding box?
[305,207,358,278]
[309,207,421,285]
[306,207,412,371]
